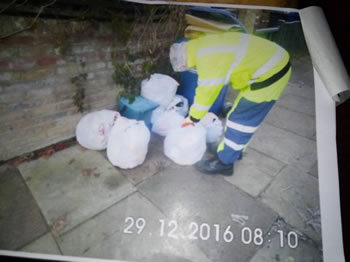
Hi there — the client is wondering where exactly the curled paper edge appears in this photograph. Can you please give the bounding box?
[300,6,350,103]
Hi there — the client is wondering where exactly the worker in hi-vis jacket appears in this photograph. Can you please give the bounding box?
[169,32,291,176]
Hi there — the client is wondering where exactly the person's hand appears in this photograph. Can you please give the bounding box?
[181,117,194,128]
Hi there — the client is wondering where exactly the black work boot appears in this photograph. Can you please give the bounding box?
[195,155,234,176]
[207,142,243,160]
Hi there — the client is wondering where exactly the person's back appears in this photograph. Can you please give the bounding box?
[169,32,292,175]
[187,31,289,90]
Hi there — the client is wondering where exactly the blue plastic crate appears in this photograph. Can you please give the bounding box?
[118,96,159,129]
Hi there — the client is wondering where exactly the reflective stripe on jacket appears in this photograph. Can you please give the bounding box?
[186,32,290,120]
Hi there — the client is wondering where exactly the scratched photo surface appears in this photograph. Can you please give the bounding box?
[0,2,321,262]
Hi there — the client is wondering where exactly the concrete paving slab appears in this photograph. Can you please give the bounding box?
[119,136,172,185]
[18,146,136,236]
[58,192,210,262]
[149,133,165,150]
[290,57,314,88]
[282,82,315,101]
[299,71,315,91]
[21,233,61,255]
[264,105,316,140]
[276,93,315,116]
[224,148,285,197]
[308,161,318,178]
[139,166,278,262]
[0,165,47,250]
[250,123,317,172]
[226,165,271,198]
[226,87,239,103]
[312,131,316,140]
[249,233,322,262]
[260,165,321,244]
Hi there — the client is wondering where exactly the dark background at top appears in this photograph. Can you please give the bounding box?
[1,0,349,261]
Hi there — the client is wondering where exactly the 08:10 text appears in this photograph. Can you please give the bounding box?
[123,217,298,248]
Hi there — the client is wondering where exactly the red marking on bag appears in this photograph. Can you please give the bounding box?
[181,122,194,128]
[98,124,105,135]
[114,113,119,121]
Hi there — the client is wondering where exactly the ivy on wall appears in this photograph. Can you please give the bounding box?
[110,5,186,103]
[0,1,186,109]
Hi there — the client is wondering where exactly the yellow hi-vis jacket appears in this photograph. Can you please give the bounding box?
[186,32,291,121]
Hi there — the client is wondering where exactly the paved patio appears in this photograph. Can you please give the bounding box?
[0,56,322,261]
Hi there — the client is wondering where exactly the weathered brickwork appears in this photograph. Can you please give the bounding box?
[0,16,165,160]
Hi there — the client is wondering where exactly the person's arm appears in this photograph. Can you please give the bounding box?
[189,78,225,122]
[185,36,231,122]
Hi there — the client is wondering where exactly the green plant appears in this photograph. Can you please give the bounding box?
[54,29,71,56]
[112,60,139,104]
[72,73,87,113]
[110,13,133,44]
[110,5,186,102]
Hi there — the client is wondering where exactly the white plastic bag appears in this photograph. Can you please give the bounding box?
[151,109,184,136]
[76,110,119,150]
[141,73,179,106]
[150,95,188,136]
[199,113,224,143]
[107,117,151,169]
[166,95,189,117]
[150,106,165,125]
[164,124,207,165]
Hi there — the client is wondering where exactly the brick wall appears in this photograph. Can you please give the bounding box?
[0,15,173,161]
